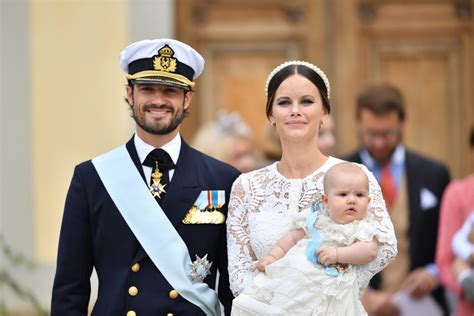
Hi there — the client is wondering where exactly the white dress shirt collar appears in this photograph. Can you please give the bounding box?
[134,133,181,165]
[360,144,405,168]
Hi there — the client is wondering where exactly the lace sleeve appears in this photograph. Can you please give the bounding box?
[226,175,257,296]
[354,164,398,288]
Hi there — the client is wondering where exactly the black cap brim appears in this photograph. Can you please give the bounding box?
[132,76,191,90]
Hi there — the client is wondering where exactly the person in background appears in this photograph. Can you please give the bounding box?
[318,115,336,156]
[436,127,474,316]
[192,110,260,173]
[261,123,283,164]
[451,214,474,301]
[51,38,240,316]
[344,83,451,315]
[226,61,397,313]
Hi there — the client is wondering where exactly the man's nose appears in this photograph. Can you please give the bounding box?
[151,92,166,104]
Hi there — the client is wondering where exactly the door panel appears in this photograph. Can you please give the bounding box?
[177,0,473,177]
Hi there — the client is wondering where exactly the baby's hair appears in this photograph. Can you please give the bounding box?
[323,162,369,193]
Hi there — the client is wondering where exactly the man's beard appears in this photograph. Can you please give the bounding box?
[132,102,187,135]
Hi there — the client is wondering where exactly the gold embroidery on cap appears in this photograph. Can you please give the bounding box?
[126,71,195,88]
[154,44,177,73]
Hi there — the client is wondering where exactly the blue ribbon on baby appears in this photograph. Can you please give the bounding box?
[305,202,339,277]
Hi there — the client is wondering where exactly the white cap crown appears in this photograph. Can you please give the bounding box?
[119,39,205,89]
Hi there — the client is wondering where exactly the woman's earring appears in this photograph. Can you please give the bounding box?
[319,120,323,129]
[272,121,276,127]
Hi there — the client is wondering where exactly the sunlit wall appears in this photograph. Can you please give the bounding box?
[1,0,174,309]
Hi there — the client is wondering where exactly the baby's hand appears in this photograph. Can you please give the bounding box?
[255,255,276,272]
[317,246,337,265]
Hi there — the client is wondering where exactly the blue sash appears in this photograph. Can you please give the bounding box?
[92,145,220,315]
[305,202,339,277]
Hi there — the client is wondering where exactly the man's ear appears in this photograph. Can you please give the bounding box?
[399,121,405,135]
[125,85,133,105]
[184,91,194,110]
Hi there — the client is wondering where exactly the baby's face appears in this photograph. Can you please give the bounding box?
[323,173,370,224]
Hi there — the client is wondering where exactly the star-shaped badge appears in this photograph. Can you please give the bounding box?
[188,254,212,283]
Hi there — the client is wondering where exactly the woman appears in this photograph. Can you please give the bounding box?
[226,61,397,312]
[436,127,474,316]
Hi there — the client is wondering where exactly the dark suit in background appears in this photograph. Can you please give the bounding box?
[345,83,451,315]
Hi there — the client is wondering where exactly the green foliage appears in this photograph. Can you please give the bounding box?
[0,234,48,316]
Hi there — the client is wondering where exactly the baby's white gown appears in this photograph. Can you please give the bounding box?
[232,206,376,316]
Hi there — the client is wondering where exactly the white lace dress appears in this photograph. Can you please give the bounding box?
[227,157,397,315]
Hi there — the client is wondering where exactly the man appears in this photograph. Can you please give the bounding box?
[51,39,240,315]
[344,84,451,315]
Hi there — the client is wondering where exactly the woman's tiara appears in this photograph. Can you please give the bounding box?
[264,60,330,99]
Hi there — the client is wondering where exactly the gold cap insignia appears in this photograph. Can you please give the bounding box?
[153,44,177,73]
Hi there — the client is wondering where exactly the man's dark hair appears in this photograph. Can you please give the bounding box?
[356,84,406,122]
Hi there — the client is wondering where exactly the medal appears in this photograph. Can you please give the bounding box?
[188,254,212,283]
[182,191,226,224]
[182,206,199,224]
[207,190,225,209]
[150,161,166,198]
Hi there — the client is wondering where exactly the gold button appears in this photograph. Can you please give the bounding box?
[127,311,136,316]
[169,289,179,299]
[128,286,138,296]
[131,263,140,272]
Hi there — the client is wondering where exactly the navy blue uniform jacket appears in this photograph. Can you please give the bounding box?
[345,149,450,314]
[51,137,240,315]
